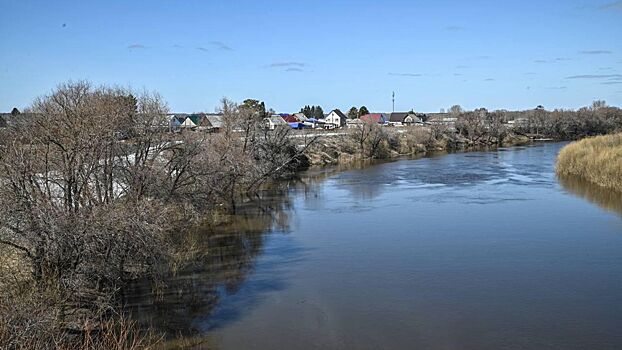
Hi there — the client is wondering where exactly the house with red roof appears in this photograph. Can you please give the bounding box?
[359,113,388,124]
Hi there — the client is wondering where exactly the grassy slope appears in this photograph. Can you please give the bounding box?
[556,133,622,192]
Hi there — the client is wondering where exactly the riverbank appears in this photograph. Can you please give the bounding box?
[304,126,532,166]
[556,133,622,192]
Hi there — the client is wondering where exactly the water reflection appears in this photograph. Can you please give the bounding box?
[124,186,296,338]
[558,174,622,217]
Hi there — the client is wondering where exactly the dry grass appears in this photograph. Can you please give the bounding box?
[0,246,161,350]
[0,308,162,350]
[556,133,622,192]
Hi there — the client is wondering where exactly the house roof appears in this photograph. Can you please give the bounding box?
[187,114,203,125]
[282,115,299,123]
[292,113,308,122]
[360,113,387,123]
[389,112,423,123]
[331,109,347,119]
[267,116,288,125]
[389,112,409,122]
[204,114,223,128]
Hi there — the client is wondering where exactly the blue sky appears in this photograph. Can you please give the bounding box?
[1,0,621,113]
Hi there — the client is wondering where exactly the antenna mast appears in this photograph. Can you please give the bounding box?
[392,91,395,112]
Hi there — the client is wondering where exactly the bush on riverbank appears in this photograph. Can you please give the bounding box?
[304,124,531,166]
[0,83,311,348]
[556,133,622,192]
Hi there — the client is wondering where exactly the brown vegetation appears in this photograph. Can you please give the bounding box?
[0,82,312,348]
[556,133,622,192]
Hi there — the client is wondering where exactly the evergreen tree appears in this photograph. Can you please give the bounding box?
[10,107,20,115]
[347,107,358,119]
[300,105,324,119]
[313,106,324,119]
[359,106,370,117]
[300,105,313,118]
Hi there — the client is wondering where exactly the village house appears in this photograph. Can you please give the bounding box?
[426,113,457,125]
[359,113,388,124]
[324,109,347,128]
[203,114,224,132]
[263,115,289,130]
[168,114,184,131]
[281,114,312,129]
[389,112,423,126]
[292,112,308,122]
[346,118,364,128]
[281,114,299,123]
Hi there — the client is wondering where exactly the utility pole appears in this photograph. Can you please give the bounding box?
[392,91,395,113]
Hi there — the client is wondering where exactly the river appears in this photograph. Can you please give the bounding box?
[126,142,622,349]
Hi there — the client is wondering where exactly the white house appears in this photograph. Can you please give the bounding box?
[325,109,347,128]
[263,115,288,130]
[180,116,196,128]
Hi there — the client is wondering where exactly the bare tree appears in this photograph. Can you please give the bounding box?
[350,121,387,158]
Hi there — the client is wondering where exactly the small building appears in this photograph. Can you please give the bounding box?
[292,112,308,122]
[263,115,289,130]
[359,113,388,124]
[426,113,457,125]
[346,118,364,128]
[204,114,224,132]
[180,115,197,128]
[168,115,183,131]
[325,109,347,128]
[282,115,300,123]
[389,112,423,125]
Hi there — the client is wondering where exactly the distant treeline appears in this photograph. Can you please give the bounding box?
[449,102,622,142]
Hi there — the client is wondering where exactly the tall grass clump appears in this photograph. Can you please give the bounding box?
[556,133,622,192]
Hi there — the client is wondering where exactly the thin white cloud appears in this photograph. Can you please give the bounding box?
[388,73,423,77]
[266,62,306,68]
[600,1,622,10]
[579,50,613,55]
[565,74,622,79]
[127,44,147,49]
[210,41,233,51]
